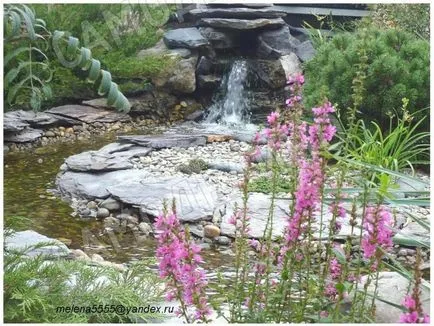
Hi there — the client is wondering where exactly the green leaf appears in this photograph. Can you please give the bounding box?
[41,84,52,99]
[4,68,19,89]
[30,90,41,111]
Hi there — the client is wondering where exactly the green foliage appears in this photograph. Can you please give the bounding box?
[4,4,131,112]
[4,244,164,323]
[303,27,429,130]
[334,99,429,181]
[248,175,292,194]
[368,4,430,40]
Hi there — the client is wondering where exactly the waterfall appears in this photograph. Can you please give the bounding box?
[204,60,250,125]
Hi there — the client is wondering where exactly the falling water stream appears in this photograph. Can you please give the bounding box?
[205,60,251,125]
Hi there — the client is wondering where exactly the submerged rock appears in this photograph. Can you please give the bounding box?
[5,230,70,258]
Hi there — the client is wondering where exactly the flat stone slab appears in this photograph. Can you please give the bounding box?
[65,143,152,172]
[46,105,131,124]
[4,116,30,133]
[163,27,209,49]
[4,127,43,143]
[220,192,290,239]
[5,230,70,257]
[108,177,218,222]
[118,134,207,149]
[345,272,430,323]
[4,110,60,133]
[199,18,285,30]
[57,169,152,200]
[221,192,339,239]
[189,8,286,19]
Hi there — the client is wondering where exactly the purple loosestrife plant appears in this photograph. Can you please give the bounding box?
[399,249,430,323]
[155,207,211,323]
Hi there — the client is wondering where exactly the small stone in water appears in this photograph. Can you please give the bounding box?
[37,158,43,164]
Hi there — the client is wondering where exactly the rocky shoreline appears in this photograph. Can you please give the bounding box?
[52,125,430,271]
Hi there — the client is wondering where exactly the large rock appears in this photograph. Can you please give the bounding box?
[345,272,430,323]
[188,8,286,19]
[295,40,316,62]
[5,230,70,257]
[4,127,43,143]
[152,57,197,94]
[56,169,152,200]
[108,176,218,222]
[65,143,152,172]
[118,134,207,149]
[249,59,286,89]
[199,27,236,49]
[256,25,300,59]
[46,105,131,124]
[199,18,285,30]
[163,27,209,49]
[137,39,192,59]
[196,56,229,75]
[280,53,302,79]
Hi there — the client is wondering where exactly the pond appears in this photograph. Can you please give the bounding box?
[4,131,237,269]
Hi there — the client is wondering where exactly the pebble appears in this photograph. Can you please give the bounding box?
[100,197,121,211]
[204,225,221,238]
[91,253,105,262]
[96,208,110,218]
[216,236,231,245]
[87,201,98,210]
[37,158,43,164]
[138,222,152,235]
[71,249,90,261]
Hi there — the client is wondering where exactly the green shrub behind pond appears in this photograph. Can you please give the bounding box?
[303,27,429,131]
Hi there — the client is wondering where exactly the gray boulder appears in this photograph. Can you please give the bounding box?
[199,18,285,30]
[199,27,236,49]
[4,110,59,130]
[118,134,207,149]
[249,59,286,89]
[152,57,198,94]
[163,27,209,49]
[5,230,70,257]
[295,40,316,62]
[257,25,300,59]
